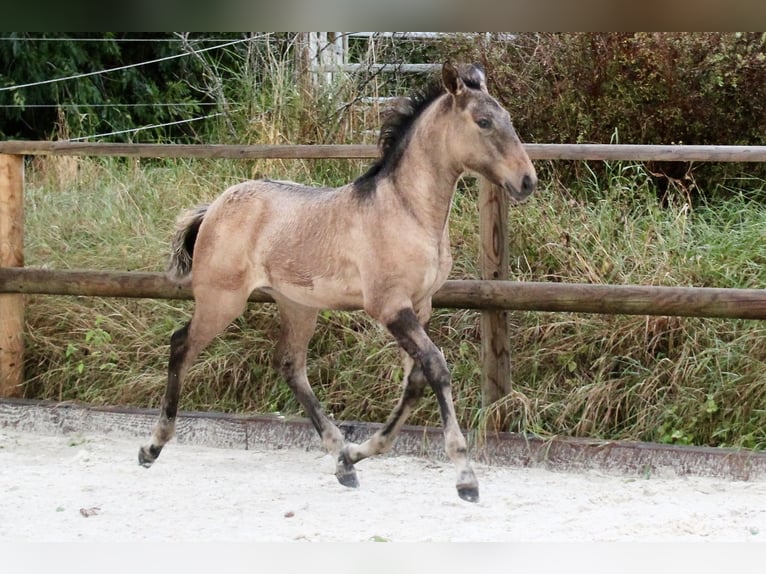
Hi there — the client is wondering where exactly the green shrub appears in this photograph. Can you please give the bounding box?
[444,32,766,198]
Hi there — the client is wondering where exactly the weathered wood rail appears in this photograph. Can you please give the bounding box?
[4,140,766,162]
[2,267,766,319]
[2,141,766,409]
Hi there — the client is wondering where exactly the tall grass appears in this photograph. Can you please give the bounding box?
[18,40,766,450]
[21,153,766,450]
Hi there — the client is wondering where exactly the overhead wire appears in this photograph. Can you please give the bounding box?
[0,103,220,108]
[65,112,227,142]
[0,37,252,93]
[0,36,247,42]
[0,36,254,141]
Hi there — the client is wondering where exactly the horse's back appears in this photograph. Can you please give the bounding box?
[201,178,344,236]
[219,178,336,202]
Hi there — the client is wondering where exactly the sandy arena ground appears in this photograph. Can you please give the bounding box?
[2,427,766,543]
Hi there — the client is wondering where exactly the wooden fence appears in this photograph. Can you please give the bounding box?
[2,141,766,409]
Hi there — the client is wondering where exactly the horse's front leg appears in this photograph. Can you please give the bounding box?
[342,304,479,503]
[336,349,428,482]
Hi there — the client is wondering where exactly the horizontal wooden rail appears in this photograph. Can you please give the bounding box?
[0,141,377,160]
[2,267,766,320]
[3,141,766,162]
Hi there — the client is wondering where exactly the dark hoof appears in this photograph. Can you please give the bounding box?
[336,469,360,488]
[335,448,360,488]
[457,485,480,503]
[138,445,161,468]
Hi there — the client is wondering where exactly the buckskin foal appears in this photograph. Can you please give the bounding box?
[138,62,537,502]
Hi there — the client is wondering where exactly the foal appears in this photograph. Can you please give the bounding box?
[139,62,537,502]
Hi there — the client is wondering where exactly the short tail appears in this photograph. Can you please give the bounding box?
[167,204,209,280]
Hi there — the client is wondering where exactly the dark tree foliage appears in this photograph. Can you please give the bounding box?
[0,32,245,142]
[4,32,766,196]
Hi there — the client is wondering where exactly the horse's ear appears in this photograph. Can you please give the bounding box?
[465,64,487,92]
[442,61,465,96]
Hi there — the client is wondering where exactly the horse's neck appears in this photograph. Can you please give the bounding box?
[389,124,462,237]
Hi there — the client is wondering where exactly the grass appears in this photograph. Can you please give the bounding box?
[18,153,766,451]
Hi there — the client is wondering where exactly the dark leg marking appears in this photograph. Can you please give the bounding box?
[387,308,480,503]
[138,323,190,467]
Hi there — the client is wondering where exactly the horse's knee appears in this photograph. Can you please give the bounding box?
[403,366,428,401]
[421,350,450,389]
[272,339,303,376]
[273,339,307,378]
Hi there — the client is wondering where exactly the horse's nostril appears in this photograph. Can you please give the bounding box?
[521,174,536,195]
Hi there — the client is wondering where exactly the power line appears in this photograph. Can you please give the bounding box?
[66,112,226,142]
[0,37,251,93]
[0,36,253,43]
[0,103,220,109]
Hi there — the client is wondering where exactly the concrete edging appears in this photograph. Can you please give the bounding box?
[2,398,766,481]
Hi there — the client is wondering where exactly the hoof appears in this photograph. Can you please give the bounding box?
[336,468,360,488]
[335,448,360,488]
[457,485,480,503]
[138,445,161,468]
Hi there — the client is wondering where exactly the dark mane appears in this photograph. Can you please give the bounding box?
[353,77,447,198]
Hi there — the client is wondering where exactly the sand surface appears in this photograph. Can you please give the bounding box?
[2,428,766,542]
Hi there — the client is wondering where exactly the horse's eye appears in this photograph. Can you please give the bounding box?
[476,118,492,130]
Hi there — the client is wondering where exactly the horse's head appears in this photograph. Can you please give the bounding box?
[442,62,537,203]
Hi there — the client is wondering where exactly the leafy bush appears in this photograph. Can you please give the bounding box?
[445,32,766,198]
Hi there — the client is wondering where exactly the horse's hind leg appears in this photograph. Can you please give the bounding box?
[272,298,356,488]
[138,286,249,467]
[137,321,192,467]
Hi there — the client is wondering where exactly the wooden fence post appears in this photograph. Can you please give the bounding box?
[478,177,512,426]
[0,154,24,397]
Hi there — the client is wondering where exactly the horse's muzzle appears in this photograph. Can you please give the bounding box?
[505,173,537,203]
